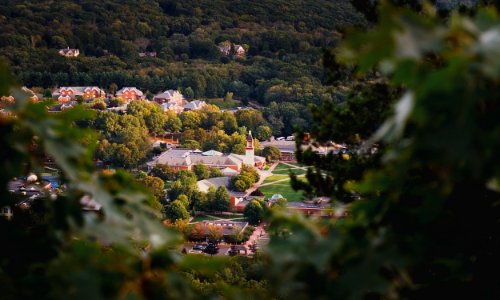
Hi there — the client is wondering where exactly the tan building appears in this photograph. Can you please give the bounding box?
[149,132,265,172]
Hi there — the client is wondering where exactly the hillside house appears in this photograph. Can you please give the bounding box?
[1,87,39,104]
[139,51,157,58]
[52,87,105,103]
[115,87,144,101]
[218,44,232,56]
[233,44,246,57]
[161,102,185,114]
[183,100,206,111]
[59,47,80,57]
[153,89,184,105]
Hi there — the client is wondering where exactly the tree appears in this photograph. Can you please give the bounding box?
[221,111,238,134]
[262,146,281,162]
[164,200,189,222]
[150,164,176,181]
[180,111,201,130]
[193,163,209,181]
[164,110,182,133]
[176,194,190,208]
[232,179,247,192]
[184,86,195,99]
[138,175,165,204]
[234,109,266,132]
[206,224,224,243]
[93,112,151,168]
[255,125,272,141]
[214,186,230,212]
[244,199,264,225]
[209,168,223,178]
[188,222,207,241]
[127,100,167,136]
[163,219,189,236]
[205,185,217,211]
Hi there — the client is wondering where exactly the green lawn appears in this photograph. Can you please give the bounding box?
[272,163,308,175]
[273,162,305,171]
[272,168,307,176]
[207,213,244,219]
[191,214,244,222]
[259,178,305,202]
[262,175,288,184]
[190,215,218,222]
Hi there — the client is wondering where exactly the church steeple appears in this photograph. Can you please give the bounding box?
[243,130,255,166]
[246,130,254,149]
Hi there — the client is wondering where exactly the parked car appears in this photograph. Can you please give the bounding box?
[203,243,220,255]
[276,137,285,141]
[192,243,207,251]
[286,136,295,141]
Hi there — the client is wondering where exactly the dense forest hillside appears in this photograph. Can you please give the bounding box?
[0,0,368,135]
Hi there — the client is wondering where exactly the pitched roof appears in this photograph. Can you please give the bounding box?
[154,89,182,100]
[183,100,206,110]
[202,150,223,156]
[116,87,143,96]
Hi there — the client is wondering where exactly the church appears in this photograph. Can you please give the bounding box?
[148,131,266,173]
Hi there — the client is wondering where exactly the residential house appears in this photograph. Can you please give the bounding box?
[233,44,246,57]
[1,87,39,104]
[52,86,105,103]
[59,47,80,57]
[218,44,232,56]
[153,89,184,105]
[183,100,206,111]
[161,102,184,114]
[139,51,157,58]
[115,87,144,101]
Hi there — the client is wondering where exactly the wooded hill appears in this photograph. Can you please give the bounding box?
[0,0,367,135]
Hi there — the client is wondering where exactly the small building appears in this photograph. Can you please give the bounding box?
[183,100,206,111]
[139,51,157,58]
[218,44,231,56]
[280,150,295,161]
[153,89,184,105]
[161,102,184,114]
[115,87,144,101]
[197,177,231,193]
[1,87,39,104]
[233,44,246,57]
[286,202,336,218]
[59,47,80,57]
[230,196,249,213]
[52,86,105,103]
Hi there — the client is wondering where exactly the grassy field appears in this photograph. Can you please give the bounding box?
[190,213,244,223]
[272,163,308,175]
[190,215,218,222]
[262,175,289,184]
[272,168,307,176]
[259,178,305,202]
